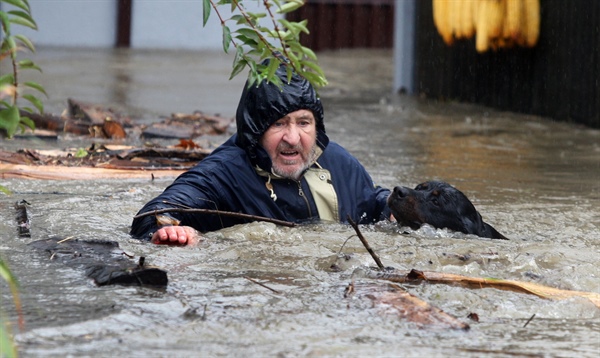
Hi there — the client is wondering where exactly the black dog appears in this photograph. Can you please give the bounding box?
[387,181,508,240]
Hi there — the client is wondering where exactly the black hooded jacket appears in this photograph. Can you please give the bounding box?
[130,63,390,239]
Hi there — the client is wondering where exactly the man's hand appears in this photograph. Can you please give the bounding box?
[151,226,200,246]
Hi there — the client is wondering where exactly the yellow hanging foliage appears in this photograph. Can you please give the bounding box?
[432,0,541,52]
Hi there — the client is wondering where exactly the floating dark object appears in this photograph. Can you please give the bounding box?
[14,200,31,238]
[29,237,168,287]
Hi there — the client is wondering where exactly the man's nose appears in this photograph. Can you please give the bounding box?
[282,124,301,145]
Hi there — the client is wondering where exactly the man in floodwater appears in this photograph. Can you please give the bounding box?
[130,61,391,245]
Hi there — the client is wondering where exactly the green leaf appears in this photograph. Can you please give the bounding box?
[297,19,309,34]
[222,25,231,53]
[0,258,20,294]
[202,0,211,26]
[75,148,88,158]
[235,28,260,44]
[22,94,43,113]
[301,45,317,60]
[231,14,246,25]
[235,33,259,47]
[5,36,17,58]
[0,257,20,357]
[301,70,326,88]
[1,0,30,12]
[278,19,308,36]
[247,72,257,88]
[18,114,35,130]
[0,106,20,138]
[23,81,47,96]
[245,12,266,20]
[276,0,304,14]
[14,34,35,52]
[229,46,246,80]
[265,56,279,84]
[8,10,37,29]
[0,11,11,35]
[0,74,15,86]
[287,49,299,64]
[18,59,42,72]
[301,59,326,78]
[8,12,37,30]
[0,184,11,195]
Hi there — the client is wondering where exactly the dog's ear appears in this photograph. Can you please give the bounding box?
[483,222,509,240]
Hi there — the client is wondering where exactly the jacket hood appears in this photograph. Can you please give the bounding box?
[235,60,328,171]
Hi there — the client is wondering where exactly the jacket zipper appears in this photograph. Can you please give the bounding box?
[297,181,312,217]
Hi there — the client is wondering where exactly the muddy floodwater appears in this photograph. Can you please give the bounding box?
[1,49,599,357]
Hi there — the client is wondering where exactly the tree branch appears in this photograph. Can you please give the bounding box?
[133,207,297,228]
[346,214,385,270]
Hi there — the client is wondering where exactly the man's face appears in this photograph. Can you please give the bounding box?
[260,109,317,180]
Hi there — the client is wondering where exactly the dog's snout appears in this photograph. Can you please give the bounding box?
[393,186,409,198]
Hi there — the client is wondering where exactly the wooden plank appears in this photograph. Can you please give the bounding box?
[0,163,184,180]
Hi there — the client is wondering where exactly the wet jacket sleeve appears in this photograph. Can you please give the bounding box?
[129,167,225,240]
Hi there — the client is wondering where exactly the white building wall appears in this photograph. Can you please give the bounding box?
[131,1,279,50]
[132,0,220,50]
[2,0,117,48]
[1,0,280,50]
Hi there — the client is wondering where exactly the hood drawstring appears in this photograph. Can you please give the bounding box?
[265,175,278,201]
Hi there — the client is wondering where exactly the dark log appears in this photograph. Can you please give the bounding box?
[19,110,64,132]
[29,237,168,287]
[114,147,211,161]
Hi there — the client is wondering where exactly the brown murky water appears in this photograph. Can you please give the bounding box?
[1,48,599,357]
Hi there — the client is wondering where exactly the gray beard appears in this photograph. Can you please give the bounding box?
[272,145,318,181]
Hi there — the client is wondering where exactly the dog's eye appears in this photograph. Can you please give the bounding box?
[431,198,440,206]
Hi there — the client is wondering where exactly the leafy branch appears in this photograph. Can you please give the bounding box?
[202,0,328,89]
[0,0,46,138]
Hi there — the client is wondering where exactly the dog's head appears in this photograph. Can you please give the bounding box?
[387,181,508,240]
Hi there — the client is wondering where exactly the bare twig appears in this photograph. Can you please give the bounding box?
[523,313,536,328]
[244,276,282,294]
[134,207,296,228]
[346,215,385,270]
[57,236,75,244]
[336,234,357,255]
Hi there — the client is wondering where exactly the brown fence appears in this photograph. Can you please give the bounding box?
[414,1,600,128]
[286,0,395,51]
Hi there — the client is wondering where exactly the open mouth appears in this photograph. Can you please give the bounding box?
[280,150,299,157]
[279,148,302,162]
